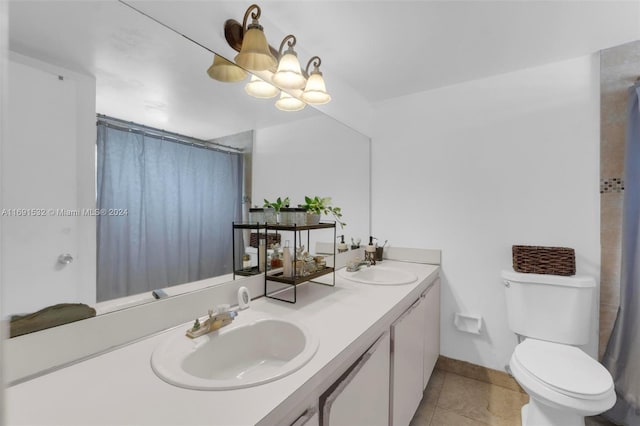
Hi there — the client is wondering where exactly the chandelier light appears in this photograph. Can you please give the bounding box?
[212,3,332,111]
[301,56,331,105]
[234,4,277,72]
[275,91,306,112]
[207,54,247,82]
[245,74,280,99]
[272,35,306,90]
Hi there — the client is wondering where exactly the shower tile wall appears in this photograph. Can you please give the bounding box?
[599,40,640,359]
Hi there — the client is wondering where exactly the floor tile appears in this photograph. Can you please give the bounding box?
[430,407,488,426]
[436,372,527,426]
[586,415,616,426]
[436,356,525,393]
[410,369,446,426]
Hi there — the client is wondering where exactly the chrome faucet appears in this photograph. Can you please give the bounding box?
[346,259,371,272]
[186,305,237,338]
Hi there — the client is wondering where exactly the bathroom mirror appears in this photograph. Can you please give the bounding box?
[3,1,370,335]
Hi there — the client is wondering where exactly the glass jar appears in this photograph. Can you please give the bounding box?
[249,208,264,224]
[304,259,317,275]
[270,244,283,269]
[314,255,326,270]
[263,207,277,224]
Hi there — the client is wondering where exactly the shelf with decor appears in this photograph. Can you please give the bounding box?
[232,222,281,279]
[231,221,336,303]
[264,221,336,303]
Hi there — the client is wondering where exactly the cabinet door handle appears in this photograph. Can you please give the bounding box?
[290,406,317,426]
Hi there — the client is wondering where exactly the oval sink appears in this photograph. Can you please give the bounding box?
[338,266,418,285]
[151,318,318,390]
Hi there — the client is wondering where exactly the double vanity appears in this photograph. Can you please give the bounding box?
[6,255,440,426]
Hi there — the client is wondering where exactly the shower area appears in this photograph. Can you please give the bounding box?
[599,40,640,426]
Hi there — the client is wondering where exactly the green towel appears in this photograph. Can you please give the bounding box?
[10,303,96,338]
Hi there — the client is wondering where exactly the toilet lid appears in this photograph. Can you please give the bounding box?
[514,339,613,398]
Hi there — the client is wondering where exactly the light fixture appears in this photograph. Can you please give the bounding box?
[245,74,280,99]
[234,4,277,72]
[217,4,332,111]
[302,56,331,105]
[207,54,247,82]
[272,35,306,90]
[275,91,306,112]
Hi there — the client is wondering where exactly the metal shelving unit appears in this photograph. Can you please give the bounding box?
[232,221,336,303]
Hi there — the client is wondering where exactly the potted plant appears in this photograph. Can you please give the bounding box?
[300,196,346,228]
[263,197,289,223]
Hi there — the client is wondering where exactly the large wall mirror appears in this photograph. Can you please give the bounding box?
[2,1,370,337]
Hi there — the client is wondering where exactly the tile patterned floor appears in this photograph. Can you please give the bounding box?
[410,368,616,426]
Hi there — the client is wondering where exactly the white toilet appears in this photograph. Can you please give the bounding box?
[502,270,616,426]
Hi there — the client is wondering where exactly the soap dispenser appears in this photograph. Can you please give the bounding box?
[337,235,348,253]
[365,236,377,265]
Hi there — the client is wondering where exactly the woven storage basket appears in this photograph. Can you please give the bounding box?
[249,232,281,249]
[512,245,575,276]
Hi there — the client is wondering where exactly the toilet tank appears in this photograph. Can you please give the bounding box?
[501,270,596,345]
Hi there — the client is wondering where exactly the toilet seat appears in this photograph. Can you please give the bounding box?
[513,339,613,400]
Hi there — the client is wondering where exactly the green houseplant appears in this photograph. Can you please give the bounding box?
[300,196,346,228]
[263,197,290,213]
[263,197,289,223]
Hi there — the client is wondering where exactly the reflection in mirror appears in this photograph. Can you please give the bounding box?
[2,1,370,337]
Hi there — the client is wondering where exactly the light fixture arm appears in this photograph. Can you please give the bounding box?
[305,56,322,74]
[242,4,262,32]
[278,35,297,56]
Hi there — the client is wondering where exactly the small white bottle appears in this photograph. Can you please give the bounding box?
[283,240,292,278]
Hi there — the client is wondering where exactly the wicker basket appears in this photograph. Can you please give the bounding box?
[512,245,576,276]
[249,232,281,249]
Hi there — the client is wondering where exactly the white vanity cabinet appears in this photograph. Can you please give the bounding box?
[390,278,441,426]
[320,332,390,426]
[423,278,441,389]
[391,296,427,426]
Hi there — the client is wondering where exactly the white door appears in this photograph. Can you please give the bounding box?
[321,332,390,426]
[423,279,441,389]
[391,297,426,426]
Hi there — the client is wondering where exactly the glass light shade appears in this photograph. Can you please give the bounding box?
[301,70,331,104]
[275,91,306,112]
[207,55,247,82]
[245,74,279,99]
[272,50,306,90]
[234,26,277,72]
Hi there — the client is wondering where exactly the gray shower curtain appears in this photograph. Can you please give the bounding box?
[96,123,243,302]
[602,82,640,425]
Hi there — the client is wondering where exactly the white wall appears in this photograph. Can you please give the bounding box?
[372,55,601,370]
[2,53,96,318]
[253,114,371,251]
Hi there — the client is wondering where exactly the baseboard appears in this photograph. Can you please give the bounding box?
[436,355,526,394]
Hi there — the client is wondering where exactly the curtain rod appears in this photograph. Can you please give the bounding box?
[96,114,244,154]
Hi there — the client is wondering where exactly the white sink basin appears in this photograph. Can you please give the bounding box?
[338,266,418,285]
[151,318,318,390]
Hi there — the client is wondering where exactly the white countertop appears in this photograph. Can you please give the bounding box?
[6,261,439,426]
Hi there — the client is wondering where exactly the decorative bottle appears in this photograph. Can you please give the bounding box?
[283,240,292,278]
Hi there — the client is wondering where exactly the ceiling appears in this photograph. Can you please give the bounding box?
[8,0,321,142]
[267,1,640,103]
[8,1,640,138]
